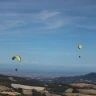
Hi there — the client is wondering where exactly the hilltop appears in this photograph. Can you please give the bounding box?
[51,72,96,84]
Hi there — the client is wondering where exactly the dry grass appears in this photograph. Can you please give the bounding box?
[0,92,20,95]
[11,83,45,91]
[0,86,10,91]
[23,89,32,95]
[78,89,96,95]
[45,92,61,96]
[71,83,91,87]
[71,83,96,89]
[63,93,96,96]
[65,83,96,96]
[65,88,73,93]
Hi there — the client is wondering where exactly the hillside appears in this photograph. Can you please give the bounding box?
[82,72,96,81]
[52,72,96,84]
[0,73,95,95]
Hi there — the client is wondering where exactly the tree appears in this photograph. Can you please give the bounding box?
[72,88,79,93]
[32,89,46,96]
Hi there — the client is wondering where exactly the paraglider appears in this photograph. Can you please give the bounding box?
[78,44,82,58]
[12,55,21,71]
[78,44,82,49]
[12,56,21,62]
[15,68,18,71]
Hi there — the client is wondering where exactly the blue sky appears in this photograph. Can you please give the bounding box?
[0,0,96,74]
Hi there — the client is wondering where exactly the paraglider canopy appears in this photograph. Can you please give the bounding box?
[78,44,82,49]
[12,56,21,62]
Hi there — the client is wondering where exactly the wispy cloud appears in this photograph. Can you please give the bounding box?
[39,10,60,20]
[0,20,26,30]
[36,10,64,29]
[65,15,96,30]
[0,0,95,35]
[39,19,64,30]
[0,10,65,36]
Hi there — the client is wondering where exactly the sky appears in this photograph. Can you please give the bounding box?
[0,0,96,74]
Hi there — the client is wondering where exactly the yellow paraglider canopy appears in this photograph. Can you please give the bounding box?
[12,56,21,62]
[78,44,82,49]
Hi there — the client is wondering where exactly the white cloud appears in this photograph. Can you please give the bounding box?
[40,19,64,29]
[39,10,60,20]
[0,0,95,33]
[0,10,65,35]
[0,5,95,36]
[64,15,96,30]
[0,20,26,30]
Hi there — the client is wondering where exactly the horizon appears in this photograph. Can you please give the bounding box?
[0,0,96,75]
[0,63,95,76]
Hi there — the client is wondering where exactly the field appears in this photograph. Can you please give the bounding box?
[71,83,96,88]
[11,83,45,91]
[0,92,20,95]
[23,89,32,95]
[0,86,10,91]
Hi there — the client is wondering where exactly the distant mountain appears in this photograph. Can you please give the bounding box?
[82,72,96,80]
[0,72,96,85]
[51,72,96,84]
